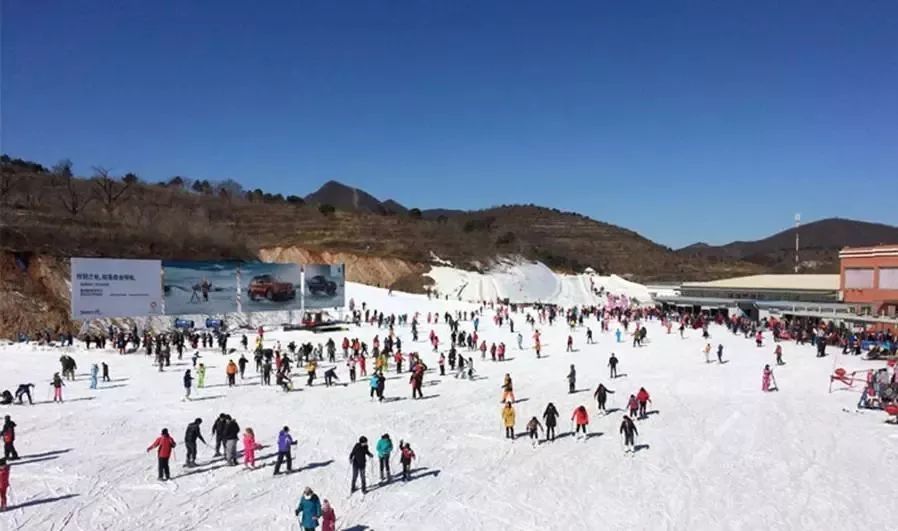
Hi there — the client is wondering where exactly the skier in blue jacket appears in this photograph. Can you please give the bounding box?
[295,486,322,530]
[274,426,297,475]
[375,433,393,482]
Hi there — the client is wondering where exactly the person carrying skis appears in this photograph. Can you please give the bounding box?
[14,384,33,405]
[0,457,8,511]
[147,428,176,481]
[1,417,17,460]
[184,418,206,467]
[399,441,416,482]
[567,364,576,394]
[594,383,614,414]
[620,415,638,452]
[273,426,296,474]
[376,433,393,482]
[295,486,322,531]
[636,387,651,419]
[608,353,619,379]
[501,374,515,403]
[627,394,639,418]
[526,416,543,445]
[183,369,193,400]
[502,401,516,439]
[349,436,373,494]
[51,372,64,403]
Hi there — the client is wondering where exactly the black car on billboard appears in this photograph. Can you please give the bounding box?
[306,274,337,296]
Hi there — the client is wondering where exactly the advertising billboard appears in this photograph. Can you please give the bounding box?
[239,262,303,312]
[71,258,163,318]
[303,263,346,309]
[162,260,241,315]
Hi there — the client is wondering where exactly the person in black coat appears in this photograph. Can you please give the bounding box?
[184,418,207,467]
[620,415,639,452]
[223,417,240,465]
[542,403,559,442]
[593,384,614,414]
[2,416,18,460]
[349,436,374,494]
[211,413,228,457]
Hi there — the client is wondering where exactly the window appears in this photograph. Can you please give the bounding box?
[844,268,874,289]
[878,268,898,289]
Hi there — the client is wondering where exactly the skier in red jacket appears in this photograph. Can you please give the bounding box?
[636,387,652,419]
[147,428,177,481]
[571,405,589,439]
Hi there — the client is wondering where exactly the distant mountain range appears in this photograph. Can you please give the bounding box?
[677,218,898,272]
[303,180,464,219]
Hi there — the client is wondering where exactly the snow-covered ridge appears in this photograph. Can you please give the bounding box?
[426,259,653,305]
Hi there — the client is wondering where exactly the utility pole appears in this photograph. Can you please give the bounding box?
[794,213,801,273]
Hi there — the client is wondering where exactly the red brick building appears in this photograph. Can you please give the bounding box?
[839,245,898,317]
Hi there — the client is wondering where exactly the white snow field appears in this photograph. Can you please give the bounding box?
[1,283,896,531]
[427,259,653,305]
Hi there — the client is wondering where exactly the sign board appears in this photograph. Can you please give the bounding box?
[303,263,346,309]
[71,258,163,318]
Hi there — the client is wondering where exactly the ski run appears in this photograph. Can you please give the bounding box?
[1,282,896,530]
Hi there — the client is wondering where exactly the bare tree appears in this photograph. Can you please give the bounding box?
[57,174,94,217]
[92,166,132,214]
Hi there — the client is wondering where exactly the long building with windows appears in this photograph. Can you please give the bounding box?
[840,244,898,317]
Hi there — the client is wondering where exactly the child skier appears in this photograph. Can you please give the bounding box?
[526,416,543,446]
[51,373,64,403]
[627,394,639,418]
[399,441,416,481]
[243,427,260,469]
[762,365,776,392]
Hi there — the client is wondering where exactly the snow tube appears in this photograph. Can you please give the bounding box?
[834,368,847,378]
[885,404,898,417]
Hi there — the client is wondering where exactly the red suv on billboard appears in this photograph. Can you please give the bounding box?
[248,274,296,301]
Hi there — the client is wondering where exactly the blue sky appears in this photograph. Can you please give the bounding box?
[3,1,896,248]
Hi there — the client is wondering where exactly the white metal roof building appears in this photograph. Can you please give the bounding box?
[679,274,840,303]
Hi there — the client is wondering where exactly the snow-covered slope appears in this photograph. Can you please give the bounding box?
[427,259,653,305]
[1,285,895,530]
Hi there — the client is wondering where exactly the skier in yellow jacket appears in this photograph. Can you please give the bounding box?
[502,401,516,440]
